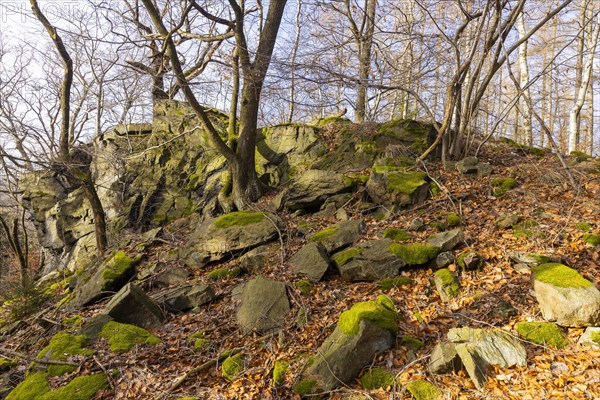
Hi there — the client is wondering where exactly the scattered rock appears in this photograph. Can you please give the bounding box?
[457,251,484,271]
[531,263,600,327]
[434,269,460,301]
[509,252,559,266]
[335,239,405,282]
[104,283,165,329]
[239,246,270,273]
[434,252,454,269]
[578,327,600,348]
[496,215,521,229]
[429,342,462,374]
[388,242,440,266]
[456,156,491,177]
[366,168,429,207]
[236,276,290,334]
[491,301,518,320]
[515,321,568,348]
[427,229,464,252]
[289,242,331,282]
[309,219,366,253]
[409,218,426,231]
[152,284,215,312]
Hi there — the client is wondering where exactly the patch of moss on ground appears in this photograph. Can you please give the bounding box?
[0,357,17,372]
[388,243,440,265]
[6,372,50,400]
[516,322,568,348]
[99,321,161,354]
[400,335,424,351]
[360,367,395,389]
[101,251,141,290]
[383,228,411,241]
[207,267,242,280]
[63,315,83,329]
[295,280,312,295]
[434,269,460,298]
[582,233,600,245]
[293,378,319,397]
[491,177,518,196]
[386,171,428,195]
[377,277,413,291]
[213,211,265,229]
[430,182,440,197]
[406,380,442,400]
[310,226,339,242]
[512,220,541,239]
[513,220,538,230]
[570,150,590,162]
[273,360,289,385]
[575,222,592,231]
[334,248,363,266]
[221,354,244,381]
[338,295,398,336]
[37,332,94,376]
[446,212,461,227]
[190,332,210,351]
[42,373,108,400]
[531,263,593,289]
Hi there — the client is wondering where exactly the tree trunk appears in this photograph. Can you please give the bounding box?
[354,0,377,122]
[517,11,533,146]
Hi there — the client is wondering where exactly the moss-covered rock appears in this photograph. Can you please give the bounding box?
[377,276,413,291]
[310,226,339,242]
[102,251,142,289]
[406,380,442,400]
[446,212,461,227]
[6,372,107,400]
[207,267,242,280]
[383,227,411,241]
[515,322,568,348]
[433,269,460,301]
[575,222,592,231]
[221,354,244,381]
[531,263,593,289]
[457,251,484,271]
[388,243,440,265]
[491,177,518,196]
[295,280,312,295]
[570,150,591,162]
[0,357,17,372]
[338,295,398,336]
[99,321,161,354]
[36,332,94,376]
[582,233,600,246]
[6,372,50,400]
[213,211,265,229]
[333,247,363,266]
[360,367,395,389]
[273,360,289,385]
[293,378,319,397]
[400,335,424,351]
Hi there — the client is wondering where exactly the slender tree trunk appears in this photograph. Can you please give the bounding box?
[287,0,302,122]
[517,10,533,146]
[354,0,377,122]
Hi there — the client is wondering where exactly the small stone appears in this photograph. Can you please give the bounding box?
[427,229,464,252]
[577,327,600,348]
[409,218,425,231]
[429,342,462,374]
[435,252,454,269]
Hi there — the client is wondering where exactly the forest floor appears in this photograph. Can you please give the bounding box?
[1,139,600,400]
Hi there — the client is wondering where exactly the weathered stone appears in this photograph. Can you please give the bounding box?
[496,215,521,229]
[429,342,462,374]
[578,327,600,348]
[152,284,215,312]
[153,267,190,287]
[184,211,284,263]
[104,283,165,328]
[458,251,484,271]
[310,219,366,253]
[509,252,560,266]
[276,170,352,211]
[80,314,114,339]
[456,157,491,177]
[238,246,270,274]
[427,229,464,252]
[290,242,331,282]
[71,251,141,308]
[434,269,460,301]
[336,239,405,282]
[455,343,490,389]
[366,169,429,207]
[531,263,600,327]
[236,276,290,334]
[303,296,398,392]
[409,218,426,231]
[434,252,454,269]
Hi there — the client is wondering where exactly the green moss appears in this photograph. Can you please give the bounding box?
[337,295,398,336]
[400,335,424,351]
[429,182,440,197]
[491,177,518,196]
[334,248,363,266]
[446,212,461,227]
[0,357,17,372]
[386,171,428,195]
[576,222,592,231]
[293,378,319,397]
[570,150,590,162]
[591,331,600,344]
[532,263,593,288]
[582,233,600,245]
[295,280,312,295]
[101,251,141,290]
[273,360,289,385]
[388,243,440,265]
[310,226,339,242]
[221,354,244,381]
[457,251,484,271]
[527,147,546,157]
[37,332,94,376]
[406,380,442,400]
[213,211,265,229]
[377,277,413,291]
[513,220,538,230]
[383,228,411,241]
[63,315,83,329]
[207,268,229,280]
[42,373,108,400]
[434,269,459,298]
[6,372,51,400]
[360,367,395,389]
[343,172,369,187]
[413,309,424,323]
[190,332,210,351]
[516,322,568,349]
[99,321,161,354]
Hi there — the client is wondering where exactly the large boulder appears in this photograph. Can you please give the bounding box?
[289,242,331,282]
[184,211,284,265]
[152,284,215,312]
[236,276,290,334]
[366,167,429,207]
[334,239,406,282]
[531,263,600,327]
[309,219,366,254]
[298,296,398,394]
[274,170,352,211]
[104,283,165,329]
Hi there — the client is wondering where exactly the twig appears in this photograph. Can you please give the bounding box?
[0,347,79,366]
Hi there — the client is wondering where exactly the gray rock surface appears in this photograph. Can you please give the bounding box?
[310,219,366,253]
[275,170,352,211]
[427,229,464,252]
[336,239,405,282]
[152,284,215,312]
[289,242,331,282]
[236,276,290,334]
[366,170,429,207]
[578,327,600,348]
[429,342,462,374]
[104,283,165,328]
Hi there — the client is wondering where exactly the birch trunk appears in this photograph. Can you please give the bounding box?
[517,11,532,146]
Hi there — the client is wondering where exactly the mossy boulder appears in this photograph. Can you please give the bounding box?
[383,227,411,241]
[360,367,395,390]
[531,263,600,327]
[366,169,430,207]
[309,219,366,253]
[36,332,94,376]
[6,372,107,400]
[455,156,491,177]
[491,177,518,196]
[336,239,406,282]
[99,321,161,354]
[406,380,442,400]
[290,242,331,282]
[388,242,440,266]
[515,321,568,348]
[446,212,461,227]
[302,296,398,392]
[273,360,289,385]
[71,250,141,308]
[184,211,283,264]
[221,354,244,381]
[457,251,484,271]
[433,269,460,301]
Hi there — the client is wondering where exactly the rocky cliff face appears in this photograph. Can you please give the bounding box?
[20,100,437,274]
